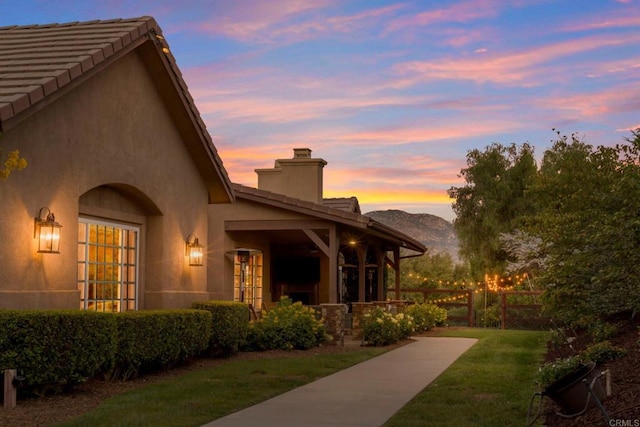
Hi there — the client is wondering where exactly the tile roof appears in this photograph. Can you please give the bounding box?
[232,183,426,253]
[0,17,155,124]
[0,16,234,202]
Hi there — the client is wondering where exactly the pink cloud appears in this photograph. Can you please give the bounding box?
[535,84,640,119]
[185,1,402,45]
[560,12,640,32]
[336,121,520,146]
[392,33,640,86]
[385,0,502,33]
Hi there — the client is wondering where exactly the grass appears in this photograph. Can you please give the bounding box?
[57,348,391,427]
[59,328,549,427]
[384,328,549,427]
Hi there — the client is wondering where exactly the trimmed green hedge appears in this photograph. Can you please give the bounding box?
[111,309,211,379]
[191,301,249,357]
[0,310,117,395]
[0,308,213,392]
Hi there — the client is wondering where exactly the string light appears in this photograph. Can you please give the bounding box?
[392,272,532,301]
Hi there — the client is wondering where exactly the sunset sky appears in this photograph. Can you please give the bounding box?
[2,1,639,221]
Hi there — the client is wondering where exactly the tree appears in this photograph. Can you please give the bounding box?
[448,143,538,278]
[530,129,640,321]
[499,229,544,276]
[399,252,469,289]
[0,132,27,179]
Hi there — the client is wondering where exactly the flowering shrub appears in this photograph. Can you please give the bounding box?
[245,297,329,351]
[405,303,448,332]
[536,355,583,389]
[362,307,414,346]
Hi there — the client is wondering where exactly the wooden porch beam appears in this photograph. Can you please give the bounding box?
[226,219,330,231]
[302,229,330,257]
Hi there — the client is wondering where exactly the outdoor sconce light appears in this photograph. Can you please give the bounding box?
[34,207,62,253]
[185,234,204,266]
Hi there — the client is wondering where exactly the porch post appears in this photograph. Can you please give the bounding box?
[376,249,385,301]
[358,246,366,302]
[328,224,338,303]
[393,247,401,298]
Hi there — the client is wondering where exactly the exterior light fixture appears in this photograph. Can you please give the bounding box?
[236,250,250,302]
[185,234,204,266]
[35,207,62,253]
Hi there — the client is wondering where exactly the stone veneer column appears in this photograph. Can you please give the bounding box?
[350,302,374,339]
[320,303,348,346]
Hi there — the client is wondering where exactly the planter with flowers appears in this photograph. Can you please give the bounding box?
[536,355,605,416]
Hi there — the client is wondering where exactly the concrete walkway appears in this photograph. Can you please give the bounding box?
[203,336,477,427]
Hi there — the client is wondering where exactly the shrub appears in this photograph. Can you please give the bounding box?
[245,297,328,351]
[588,321,618,343]
[111,309,211,379]
[362,306,414,346]
[192,301,249,357]
[405,303,447,332]
[0,310,117,395]
[536,355,583,389]
[580,341,626,364]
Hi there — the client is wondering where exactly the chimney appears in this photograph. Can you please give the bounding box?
[256,148,327,204]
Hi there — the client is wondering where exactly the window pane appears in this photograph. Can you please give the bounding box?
[78,219,138,312]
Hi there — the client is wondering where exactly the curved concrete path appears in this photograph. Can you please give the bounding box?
[203,336,477,427]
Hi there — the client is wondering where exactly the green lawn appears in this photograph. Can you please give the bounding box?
[58,328,548,427]
[384,328,549,427]
[57,347,392,427]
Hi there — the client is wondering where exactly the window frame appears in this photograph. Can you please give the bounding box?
[77,217,140,312]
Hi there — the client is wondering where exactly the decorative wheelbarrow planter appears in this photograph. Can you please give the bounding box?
[544,361,606,415]
[527,361,611,425]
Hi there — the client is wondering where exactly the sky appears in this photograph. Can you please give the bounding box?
[2,1,639,221]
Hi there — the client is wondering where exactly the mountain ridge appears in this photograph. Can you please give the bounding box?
[365,209,459,260]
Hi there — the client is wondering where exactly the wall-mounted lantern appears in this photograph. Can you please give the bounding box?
[34,207,62,254]
[185,234,204,266]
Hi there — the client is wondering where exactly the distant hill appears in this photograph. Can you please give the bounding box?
[365,210,459,260]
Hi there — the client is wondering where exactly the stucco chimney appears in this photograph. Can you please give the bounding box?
[256,148,327,204]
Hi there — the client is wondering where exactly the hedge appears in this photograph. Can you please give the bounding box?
[0,310,117,395]
[110,309,211,379]
[0,309,213,391]
[191,300,249,357]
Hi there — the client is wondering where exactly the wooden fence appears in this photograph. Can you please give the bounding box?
[387,288,549,329]
[500,291,549,330]
[390,288,474,327]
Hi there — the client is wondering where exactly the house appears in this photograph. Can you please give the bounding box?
[0,17,425,313]
[208,148,426,313]
[0,17,233,310]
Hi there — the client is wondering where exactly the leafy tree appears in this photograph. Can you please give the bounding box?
[448,143,538,278]
[0,132,27,179]
[398,252,470,289]
[530,129,640,321]
[499,229,545,277]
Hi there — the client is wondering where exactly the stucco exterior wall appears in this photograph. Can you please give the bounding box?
[0,51,212,309]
